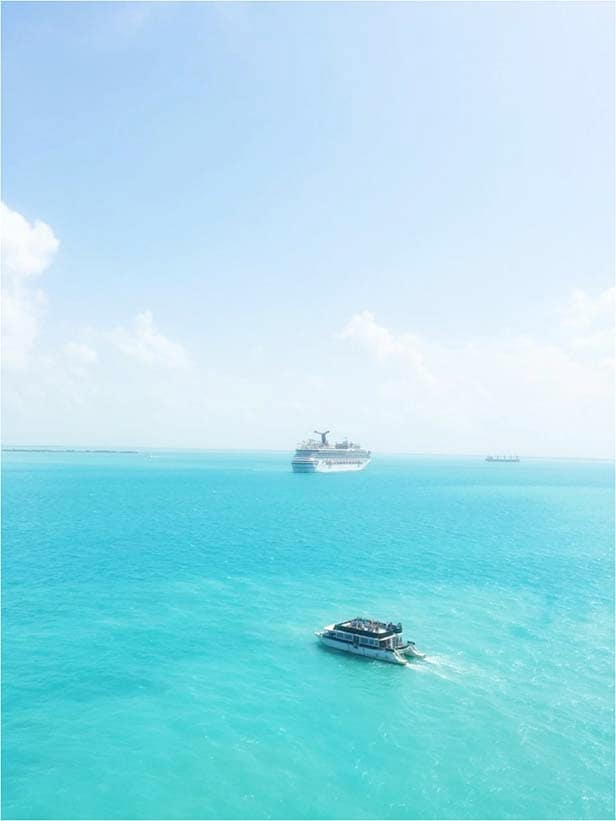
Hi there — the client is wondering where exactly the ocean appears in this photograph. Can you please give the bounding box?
[1,451,614,820]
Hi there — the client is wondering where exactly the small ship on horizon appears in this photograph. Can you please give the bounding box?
[486,454,520,463]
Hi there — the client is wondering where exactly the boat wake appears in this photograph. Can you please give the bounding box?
[407,654,467,679]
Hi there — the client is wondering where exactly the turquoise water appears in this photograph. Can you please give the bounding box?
[2,451,614,820]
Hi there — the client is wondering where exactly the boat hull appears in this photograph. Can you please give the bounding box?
[316,633,407,664]
[292,458,371,473]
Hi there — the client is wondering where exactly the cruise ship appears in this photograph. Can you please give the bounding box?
[292,430,371,473]
[315,617,425,665]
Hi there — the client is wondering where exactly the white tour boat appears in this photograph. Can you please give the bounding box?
[315,617,425,665]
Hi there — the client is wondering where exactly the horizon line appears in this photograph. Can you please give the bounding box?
[1,445,613,462]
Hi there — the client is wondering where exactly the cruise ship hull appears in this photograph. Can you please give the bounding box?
[292,458,370,473]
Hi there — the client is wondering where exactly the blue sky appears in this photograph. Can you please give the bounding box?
[2,1,614,455]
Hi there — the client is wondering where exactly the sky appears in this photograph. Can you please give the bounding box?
[1,1,614,456]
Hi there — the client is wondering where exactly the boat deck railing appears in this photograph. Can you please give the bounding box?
[335,618,403,635]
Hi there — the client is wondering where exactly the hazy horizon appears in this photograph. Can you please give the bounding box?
[2,444,613,463]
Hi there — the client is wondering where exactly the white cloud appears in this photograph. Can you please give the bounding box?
[561,286,614,332]
[64,342,98,366]
[337,292,614,457]
[109,310,191,369]
[1,202,60,368]
[2,206,194,447]
[560,287,614,365]
[62,342,98,382]
[1,202,59,282]
[1,200,611,457]
[337,310,436,384]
